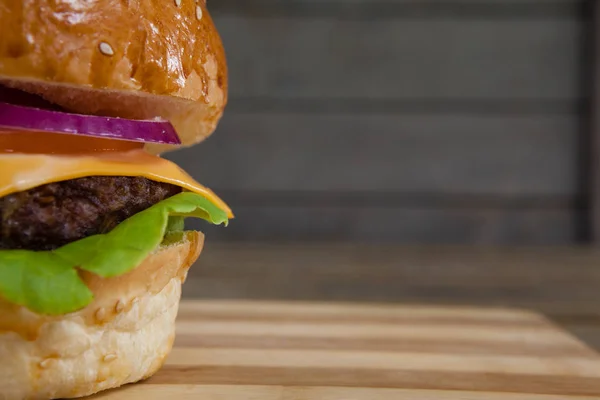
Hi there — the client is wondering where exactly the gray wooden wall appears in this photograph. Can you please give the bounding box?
[167,0,588,245]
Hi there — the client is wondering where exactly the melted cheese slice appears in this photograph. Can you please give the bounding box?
[0,150,233,218]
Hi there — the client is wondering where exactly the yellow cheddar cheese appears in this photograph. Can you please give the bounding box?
[0,150,233,217]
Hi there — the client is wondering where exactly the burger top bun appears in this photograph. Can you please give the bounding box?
[0,0,228,152]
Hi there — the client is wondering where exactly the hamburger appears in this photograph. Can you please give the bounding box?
[0,1,232,398]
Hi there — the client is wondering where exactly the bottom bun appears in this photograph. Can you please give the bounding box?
[0,231,204,400]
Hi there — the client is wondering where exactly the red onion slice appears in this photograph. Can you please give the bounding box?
[0,102,181,145]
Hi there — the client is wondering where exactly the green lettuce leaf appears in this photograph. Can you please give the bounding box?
[0,192,229,316]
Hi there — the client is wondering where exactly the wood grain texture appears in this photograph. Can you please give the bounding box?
[211,0,581,13]
[214,16,581,100]
[170,114,578,195]
[181,243,600,354]
[89,385,600,400]
[191,0,587,244]
[189,203,577,244]
[589,0,600,243]
[89,300,600,399]
[183,244,600,310]
[168,112,581,244]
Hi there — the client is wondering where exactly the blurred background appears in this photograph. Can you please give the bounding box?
[167,0,600,346]
[171,0,589,246]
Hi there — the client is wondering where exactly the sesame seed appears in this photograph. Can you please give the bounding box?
[115,300,125,313]
[95,307,106,322]
[195,5,202,20]
[39,359,53,369]
[174,0,181,7]
[99,42,114,56]
[103,354,118,362]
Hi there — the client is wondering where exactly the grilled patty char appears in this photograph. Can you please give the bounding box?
[0,176,182,251]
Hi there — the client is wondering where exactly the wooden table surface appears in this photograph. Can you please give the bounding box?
[182,243,600,350]
[92,243,600,399]
[94,300,600,399]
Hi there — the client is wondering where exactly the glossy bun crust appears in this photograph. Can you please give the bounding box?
[0,232,204,400]
[0,0,227,151]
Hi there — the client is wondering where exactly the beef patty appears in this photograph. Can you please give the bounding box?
[0,176,181,251]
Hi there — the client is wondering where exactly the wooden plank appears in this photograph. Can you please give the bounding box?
[173,333,592,357]
[179,245,600,354]
[163,347,600,376]
[182,276,600,313]
[211,0,581,10]
[175,302,592,357]
[90,300,600,398]
[169,113,578,195]
[172,321,582,349]
[210,1,581,21]
[212,16,581,100]
[176,300,547,322]
[213,0,580,7]
[211,1,579,19]
[90,385,600,400]
[189,204,576,244]
[589,0,600,243]
[182,244,600,312]
[189,245,600,288]
[147,367,600,396]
